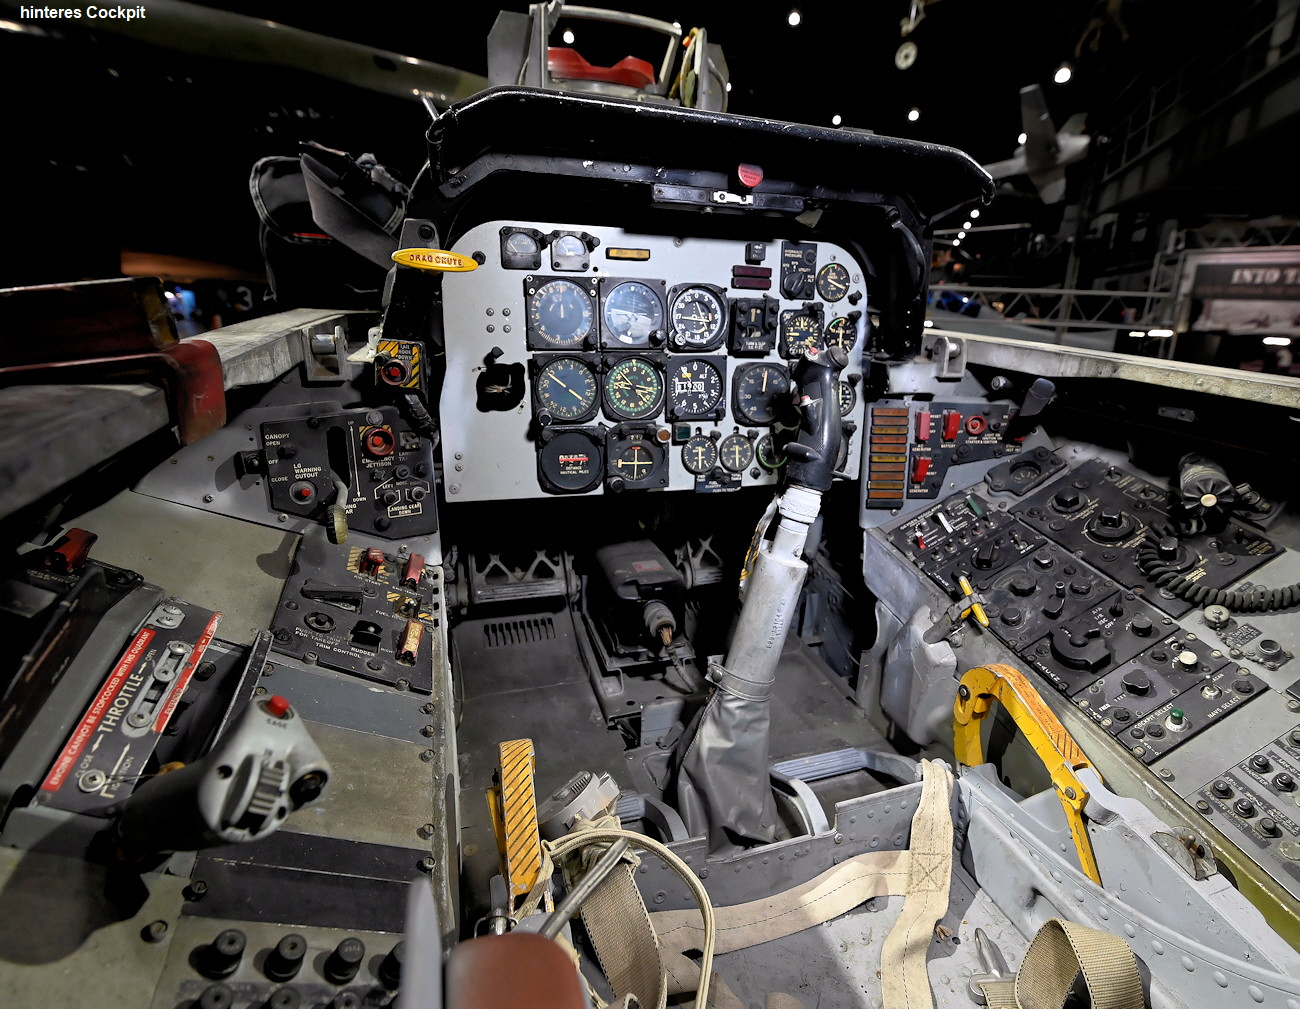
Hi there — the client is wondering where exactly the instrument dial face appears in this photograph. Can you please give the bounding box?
[667,359,723,419]
[534,357,598,422]
[682,435,718,475]
[733,363,790,425]
[780,311,822,358]
[553,235,586,257]
[670,287,727,348]
[603,281,664,347]
[755,433,786,471]
[836,379,857,417]
[816,262,851,302]
[527,279,593,348]
[603,357,663,420]
[506,232,540,256]
[719,433,754,473]
[825,316,857,352]
[612,443,658,483]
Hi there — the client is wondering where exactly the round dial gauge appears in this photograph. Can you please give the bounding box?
[733,363,790,425]
[718,433,754,473]
[603,281,664,346]
[781,312,821,358]
[506,232,540,256]
[836,379,857,417]
[670,287,726,348]
[824,316,857,352]
[816,262,851,302]
[528,279,593,347]
[682,435,718,475]
[668,359,723,419]
[553,235,586,257]
[611,443,658,483]
[603,357,663,420]
[755,433,786,471]
[534,357,598,422]
[538,430,602,494]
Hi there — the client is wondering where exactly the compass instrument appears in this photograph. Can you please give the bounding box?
[526,278,596,349]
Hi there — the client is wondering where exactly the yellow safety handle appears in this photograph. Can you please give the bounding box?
[953,663,1102,885]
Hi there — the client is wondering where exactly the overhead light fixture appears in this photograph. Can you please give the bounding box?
[963,221,972,229]
[1264,336,1293,346]
[832,114,842,126]
[1147,328,1174,338]
[725,82,732,92]
[1017,132,1028,145]
[970,209,980,218]
[787,9,801,26]
[1054,63,1072,85]
[923,319,935,328]
[562,29,575,44]
[957,231,967,239]
[907,107,920,122]
[952,238,961,246]
[1128,330,1146,338]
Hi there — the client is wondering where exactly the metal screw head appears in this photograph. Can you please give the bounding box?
[418,823,436,839]
[1157,768,1174,780]
[958,685,971,700]
[127,711,150,727]
[1288,699,1300,713]
[417,856,436,873]
[141,920,169,943]
[653,892,666,904]
[420,749,435,762]
[203,494,215,503]
[422,702,436,715]
[834,833,844,844]
[698,868,709,878]
[1063,786,1077,800]
[420,725,436,737]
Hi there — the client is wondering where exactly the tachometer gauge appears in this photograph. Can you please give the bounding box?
[816,262,851,302]
[602,281,665,348]
[682,435,718,475]
[603,357,663,420]
[667,358,723,420]
[824,315,857,352]
[526,278,595,349]
[718,433,754,473]
[755,433,786,471]
[732,363,790,425]
[533,357,599,423]
[669,286,727,350]
[780,308,823,359]
[836,379,857,417]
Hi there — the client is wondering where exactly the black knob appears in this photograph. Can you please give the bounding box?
[265,933,307,982]
[199,929,246,980]
[1033,551,1055,569]
[330,994,362,1009]
[324,937,366,985]
[1289,729,1300,746]
[1157,536,1180,562]
[1053,488,1080,511]
[1098,508,1124,528]
[973,542,1000,569]
[1000,607,1023,627]
[1234,797,1256,818]
[1212,780,1233,798]
[378,941,405,989]
[1275,772,1295,792]
[1009,573,1036,597]
[268,988,302,1009]
[1121,669,1151,695]
[1260,818,1282,838]
[382,489,401,506]
[199,983,234,1009]
[1110,706,1132,723]
[1251,754,1272,773]
[1131,614,1153,637]
[1069,579,1091,596]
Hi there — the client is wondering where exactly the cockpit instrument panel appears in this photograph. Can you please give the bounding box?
[440,222,869,501]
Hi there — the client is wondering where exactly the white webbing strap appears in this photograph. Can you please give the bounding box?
[880,759,955,1009]
[977,918,1143,1009]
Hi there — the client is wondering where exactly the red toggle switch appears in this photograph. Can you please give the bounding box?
[942,410,962,441]
[915,411,931,442]
[915,531,927,551]
[359,548,386,577]
[401,552,425,589]
[912,456,931,483]
[266,695,292,718]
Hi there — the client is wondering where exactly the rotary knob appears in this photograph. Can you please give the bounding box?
[1131,614,1153,637]
[198,930,246,980]
[1009,573,1037,597]
[1176,650,1200,672]
[1275,772,1295,792]
[1212,780,1233,798]
[324,938,366,985]
[1053,488,1081,511]
[1234,796,1256,818]
[973,542,1000,570]
[1260,818,1282,838]
[1098,508,1124,528]
[1251,754,1272,773]
[1121,668,1151,695]
[1156,536,1180,562]
[1000,607,1023,627]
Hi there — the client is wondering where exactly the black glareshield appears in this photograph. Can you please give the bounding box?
[785,347,847,492]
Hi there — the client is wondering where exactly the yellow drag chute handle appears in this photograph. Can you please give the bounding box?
[953,663,1103,885]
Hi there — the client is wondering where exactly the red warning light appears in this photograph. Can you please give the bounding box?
[737,163,764,188]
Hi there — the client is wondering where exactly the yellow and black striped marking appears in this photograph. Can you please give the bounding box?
[496,738,543,902]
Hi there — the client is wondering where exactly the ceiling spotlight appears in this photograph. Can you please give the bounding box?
[970,209,980,218]
[1264,336,1292,346]
[923,319,935,328]
[963,221,972,229]
[788,9,801,26]
[562,29,575,44]
[1128,331,1146,338]
[832,114,842,126]
[725,82,732,92]
[958,231,966,239]
[1017,132,1027,145]
[1147,328,1174,338]
[907,107,920,122]
[952,238,961,246]
[1054,63,1072,85]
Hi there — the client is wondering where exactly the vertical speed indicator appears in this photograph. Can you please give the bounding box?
[732,363,791,425]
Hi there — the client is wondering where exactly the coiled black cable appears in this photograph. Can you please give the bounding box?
[1135,522,1300,612]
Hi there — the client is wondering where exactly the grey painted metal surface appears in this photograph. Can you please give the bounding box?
[0,383,170,521]
[203,309,354,389]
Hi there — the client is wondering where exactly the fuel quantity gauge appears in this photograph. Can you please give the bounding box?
[681,435,719,475]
